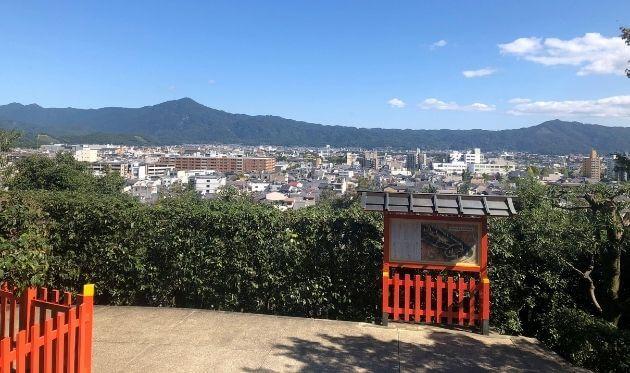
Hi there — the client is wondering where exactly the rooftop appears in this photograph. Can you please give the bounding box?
[361,192,517,217]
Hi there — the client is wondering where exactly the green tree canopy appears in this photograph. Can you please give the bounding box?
[6,152,124,194]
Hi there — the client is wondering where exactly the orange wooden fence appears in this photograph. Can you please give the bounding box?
[0,284,94,373]
[382,272,489,330]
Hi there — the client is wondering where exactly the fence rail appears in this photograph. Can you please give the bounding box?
[382,272,489,331]
[0,284,94,373]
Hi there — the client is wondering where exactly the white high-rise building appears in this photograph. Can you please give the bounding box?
[464,148,484,164]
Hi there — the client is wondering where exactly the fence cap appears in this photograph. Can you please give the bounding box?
[83,284,95,297]
[361,191,517,217]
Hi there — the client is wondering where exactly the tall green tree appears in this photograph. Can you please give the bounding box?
[552,184,630,326]
[0,130,50,291]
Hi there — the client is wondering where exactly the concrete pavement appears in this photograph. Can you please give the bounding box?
[93,306,582,372]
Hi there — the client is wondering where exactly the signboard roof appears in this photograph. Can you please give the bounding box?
[361,192,517,217]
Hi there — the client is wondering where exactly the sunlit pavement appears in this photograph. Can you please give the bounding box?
[93,306,583,372]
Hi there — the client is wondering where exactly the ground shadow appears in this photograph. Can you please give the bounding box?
[246,328,575,372]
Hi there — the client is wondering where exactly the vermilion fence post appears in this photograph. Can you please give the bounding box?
[404,274,410,322]
[18,287,36,339]
[381,266,389,326]
[393,274,400,321]
[78,284,94,373]
[480,278,490,335]
[436,276,443,324]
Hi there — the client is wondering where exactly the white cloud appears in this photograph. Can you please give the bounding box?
[507,95,630,117]
[499,37,542,55]
[499,33,630,75]
[462,68,496,78]
[208,79,216,85]
[420,98,495,112]
[387,98,406,108]
[508,98,531,104]
[431,39,447,49]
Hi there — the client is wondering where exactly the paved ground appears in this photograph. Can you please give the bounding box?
[93,306,581,372]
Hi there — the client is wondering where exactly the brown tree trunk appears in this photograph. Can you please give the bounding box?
[602,248,622,326]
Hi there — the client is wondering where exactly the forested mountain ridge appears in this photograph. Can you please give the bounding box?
[1,98,629,154]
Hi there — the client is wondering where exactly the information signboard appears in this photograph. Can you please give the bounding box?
[389,217,480,266]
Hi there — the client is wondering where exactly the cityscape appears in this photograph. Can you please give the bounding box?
[0,1,629,372]
[5,141,624,207]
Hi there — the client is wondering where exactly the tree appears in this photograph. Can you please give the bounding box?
[614,153,630,180]
[420,184,438,193]
[622,27,630,78]
[551,183,630,326]
[6,152,124,194]
[356,176,376,190]
[0,130,50,291]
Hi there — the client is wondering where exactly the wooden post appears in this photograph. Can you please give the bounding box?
[78,284,94,373]
[18,287,36,339]
[381,265,389,326]
[480,278,490,335]
[479,217,490,335]
[381,212,391,326]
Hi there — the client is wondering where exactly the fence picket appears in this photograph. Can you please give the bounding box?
[67,308,77,373]
[56,313,65,373]
[447,277,454,324]
[458,278,465,326]
[382,274,389,315]
[414,275,421,322]
[393,274,400,321]
[424,274,432,323]
[1,296,6,338]
[1,337,11,373]
[436,276,443,324]
[9,299,16,340]
[468,278,476,326]
[403,274,410,322]
[16,330,26,373]
[30,324,40,373]
[44,318,54,373]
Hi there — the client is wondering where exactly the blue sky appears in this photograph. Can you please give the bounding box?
[1,1,629,130]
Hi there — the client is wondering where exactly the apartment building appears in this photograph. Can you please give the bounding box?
[581,149,602,181]
[164,156,275,173]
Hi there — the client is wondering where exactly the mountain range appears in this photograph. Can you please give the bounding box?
[0,98,629,154]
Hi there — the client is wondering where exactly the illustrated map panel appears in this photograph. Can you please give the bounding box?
[389,218,479,265]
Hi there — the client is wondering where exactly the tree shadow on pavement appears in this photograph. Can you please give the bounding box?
[246,329,576,372]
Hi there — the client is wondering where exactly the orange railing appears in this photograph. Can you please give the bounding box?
[0,284,94,373]
[382,273,489,330]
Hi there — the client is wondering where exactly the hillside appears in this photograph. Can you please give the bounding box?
[0,98,629,154]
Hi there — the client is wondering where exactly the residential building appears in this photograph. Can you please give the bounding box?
[73,146,98,163]
[581,149,602,181]
[193,174,227,195]
[165,156,276,173]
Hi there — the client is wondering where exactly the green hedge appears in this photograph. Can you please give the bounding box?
[8,190,383,321]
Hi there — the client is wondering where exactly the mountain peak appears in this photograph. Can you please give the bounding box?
[537,119,587,127]
[159,97,203,106]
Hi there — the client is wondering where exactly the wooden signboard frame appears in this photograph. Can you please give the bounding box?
[383,212,488,277]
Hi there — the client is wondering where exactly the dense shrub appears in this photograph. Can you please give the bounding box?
[1,190,383,322]
[539,308,630,372]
